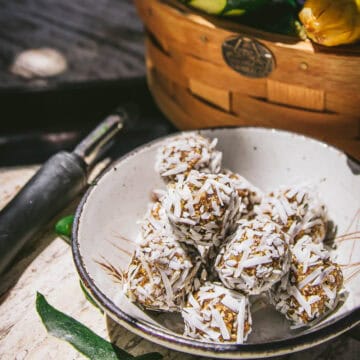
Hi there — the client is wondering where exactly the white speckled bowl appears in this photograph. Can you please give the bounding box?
[72,128,360,358]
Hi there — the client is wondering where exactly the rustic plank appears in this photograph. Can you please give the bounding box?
[189,78,231,111]
[326,92,360,117]
[267,80,325,112]
[147,70,196,129]
[146,35,267,98]
[152,68,358,141]
[145,37,188,88]
[231,93,359,140]
[0,0,145,90]
[149,69,264,128]
[181,52,267,98]
[148,70,360,159]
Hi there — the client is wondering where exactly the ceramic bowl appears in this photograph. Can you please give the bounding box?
[72,127,360,358]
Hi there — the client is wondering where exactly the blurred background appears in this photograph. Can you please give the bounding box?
[0,0,175,166]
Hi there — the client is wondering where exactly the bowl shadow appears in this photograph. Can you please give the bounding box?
[105,314,358,360]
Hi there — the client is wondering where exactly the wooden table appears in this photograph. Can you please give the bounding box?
[0,0,359,358]
[0,0,144,91]
[0,165,359,359]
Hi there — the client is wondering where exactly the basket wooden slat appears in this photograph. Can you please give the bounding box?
[189,79,231,112]
[150,64,359,140]
[149,66,360,158]
[137,0,360,92]
[267,80,325,111]
[135,0,360,159]
[326,92,360,117]
[146,38,359,136]
[230,94,358,139]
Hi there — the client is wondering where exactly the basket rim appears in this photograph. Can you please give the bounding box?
[143,0,360,56]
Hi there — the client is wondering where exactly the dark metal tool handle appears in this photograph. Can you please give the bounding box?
[0,152,86,273]
[0,107,127,274]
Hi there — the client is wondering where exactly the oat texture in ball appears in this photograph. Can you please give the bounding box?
[223,170,262,220]
[182,282,252,343]
[155,133,222,181]
[125,234,200,312]
[256,186,328,243]
[270,235,344,326]
[215,217,290,295]
[140,200,173,240]
[141,199,214,270]
[163,170,240,247]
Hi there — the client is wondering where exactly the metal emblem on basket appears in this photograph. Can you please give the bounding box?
[222,36,275,78]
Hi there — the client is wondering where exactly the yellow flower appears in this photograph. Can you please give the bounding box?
[299,0,360,46]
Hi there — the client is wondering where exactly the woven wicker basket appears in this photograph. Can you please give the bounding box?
[135,0,360,159]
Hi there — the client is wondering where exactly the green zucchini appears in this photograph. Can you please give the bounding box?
[181,1,303,35]
[223,8,246,16]
[184,0,267,16]
[186,0,227,14]
[222,0,268,14]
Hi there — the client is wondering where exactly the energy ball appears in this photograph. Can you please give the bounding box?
[163,170,240,247]
[182,282,252,343]
[256,186,328,243]
[125,235,200,312]
[270,235,344,326]
[182,241,217,263]
[223,170,263,219]
[215,218,290,295]
[155,133,222,182]
[140,201,173,240]
[141,201,216,270]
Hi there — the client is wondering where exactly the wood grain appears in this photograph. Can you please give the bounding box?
[146,35,267,97]
[0,0,145,90]
[137,0,360,94]
[145,37,188,88]
[267,80,325,112]
[189,79,231,111]
[231,93,359,140]
[148,69,360,159]
[138,0,360,158]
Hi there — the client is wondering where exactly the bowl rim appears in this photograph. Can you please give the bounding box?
[72,126,360,357]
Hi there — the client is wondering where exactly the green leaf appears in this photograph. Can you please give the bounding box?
[79,280,104,314]
[36,292,162,360]
[55,215,74,244]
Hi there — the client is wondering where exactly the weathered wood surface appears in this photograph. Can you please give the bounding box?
[0,165,204,360]
[0,165,359,359]
[0,0,145,90]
